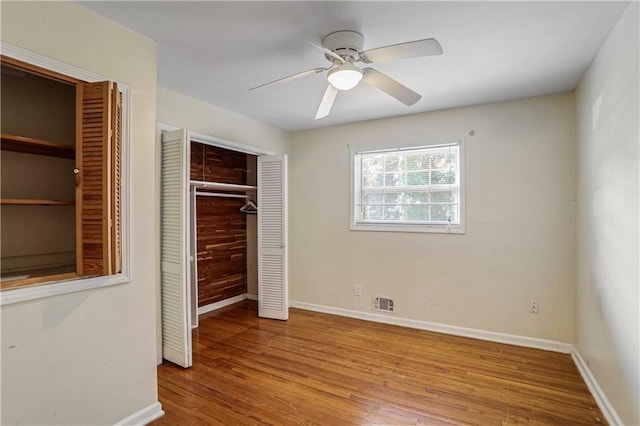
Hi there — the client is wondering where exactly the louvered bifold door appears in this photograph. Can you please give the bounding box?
[160,129,192,368]
[76,81,114,276]
[258,155,289,320]
[110,84,122,274]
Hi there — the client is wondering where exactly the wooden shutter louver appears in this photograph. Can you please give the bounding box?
[76,81,120,276]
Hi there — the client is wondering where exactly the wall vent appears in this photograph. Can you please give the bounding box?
[372,296,395,313]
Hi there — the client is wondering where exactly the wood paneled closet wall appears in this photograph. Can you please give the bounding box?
[190,141,257,309]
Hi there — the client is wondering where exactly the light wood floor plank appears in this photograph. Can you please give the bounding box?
[153,301,605,425]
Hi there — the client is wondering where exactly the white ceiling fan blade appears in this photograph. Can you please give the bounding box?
[314,84,339,119]
[301,38,345,64]
[362,68,421,106]
[360,38,443,64]
[250,67,327,91]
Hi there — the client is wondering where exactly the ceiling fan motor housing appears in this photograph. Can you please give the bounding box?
[322,30,365,62]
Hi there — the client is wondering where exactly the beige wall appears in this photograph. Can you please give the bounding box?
[290,93,576,343]
[575,3,639,424]
[1,2,159,425]
[157,87,291,156]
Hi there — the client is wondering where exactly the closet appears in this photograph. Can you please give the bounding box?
[0,57,122,290]
[160,128,288,368]
[191,142,256,312]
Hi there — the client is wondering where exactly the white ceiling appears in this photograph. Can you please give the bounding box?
[82,1,628,132]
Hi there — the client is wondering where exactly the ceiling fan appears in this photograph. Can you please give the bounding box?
[250,30,443,119]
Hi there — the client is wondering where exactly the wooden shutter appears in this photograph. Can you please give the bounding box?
[111,84,122,274]
[160,128,193,367]
[257,155,289,320]
[76,81,120,276]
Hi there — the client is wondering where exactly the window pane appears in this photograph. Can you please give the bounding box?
[406,205,429,221]
[430,190,455,203]
[384,154,403,172]
[384,192,403,204]
[384,172,405,186]
[363,192,383,204]
[428,150,454,168]
[363,205,383,221]
[405,192,429,204]
[406,154,428,170]
[448,206,459,222]
[431,170,455,184]
[362,155,384,174]
[363,173,383,187]
[430,204,452,221]
[354,143,462,229]
[383,205,404,221]
[428,153,444,169]
[406,171,429,186]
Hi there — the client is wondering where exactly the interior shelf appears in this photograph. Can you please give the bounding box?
[1,198,75,206]
[190,180,257,192]
[1,133,75,159]
[1,267,77,290]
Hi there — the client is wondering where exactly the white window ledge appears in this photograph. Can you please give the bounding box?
[1,274,130,306]
[351,222,466,234]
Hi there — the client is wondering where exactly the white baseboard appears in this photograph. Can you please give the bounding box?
[246,293,258,301]
[290,300,573,354]
[113,401,164,426]
[571,349,623,425]
[198,294,247,315]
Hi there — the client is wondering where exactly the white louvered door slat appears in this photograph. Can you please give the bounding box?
[160,129,192,367]
[258,155,289,320]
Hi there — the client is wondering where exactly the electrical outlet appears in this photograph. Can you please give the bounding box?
[354,284,362,296]
[529,300,538,314]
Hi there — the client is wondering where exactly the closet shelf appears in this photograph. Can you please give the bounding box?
[1,198,75,206]
[1,133,75,159]
[190,180,257,192]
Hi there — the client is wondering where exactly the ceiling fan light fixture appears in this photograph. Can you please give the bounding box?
[327,62,363,90]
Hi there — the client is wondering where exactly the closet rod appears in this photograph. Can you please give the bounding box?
[195,191,249,199]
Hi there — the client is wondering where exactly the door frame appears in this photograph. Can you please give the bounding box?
[155,122,277,365]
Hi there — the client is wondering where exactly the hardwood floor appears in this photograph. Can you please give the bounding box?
[154,301,605,425]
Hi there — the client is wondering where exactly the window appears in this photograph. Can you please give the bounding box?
[0,46,129,305]
[351,141,465,234]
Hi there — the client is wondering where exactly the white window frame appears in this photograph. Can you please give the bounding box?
[350,139,466,234]
[0,42,131,305]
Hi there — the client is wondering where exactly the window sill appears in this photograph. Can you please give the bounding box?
[351,223,465,234]
[0,273,130,306]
